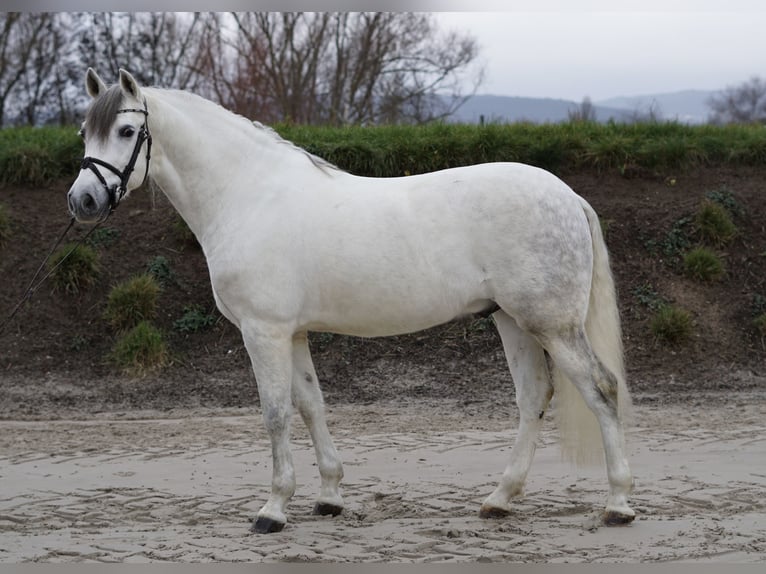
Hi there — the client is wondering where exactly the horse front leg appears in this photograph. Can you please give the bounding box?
[242,322,296,534]
[291,333,344,517]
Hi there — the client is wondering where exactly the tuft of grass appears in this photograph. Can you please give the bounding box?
[632,283,667,311]
[69,334,89,352]
[645,217,692,257]
[650,305,692,344]
[48,243,100,294]
[103,274,160,332]
[705,187,743,218]
[146,255,176,287]
[110,320,169,374]
[174,304,216,333]
[683,247,725,281]
[754,314,766,337]
[86,227,121,248]
[0,203,10,248]
[695,200,737,246]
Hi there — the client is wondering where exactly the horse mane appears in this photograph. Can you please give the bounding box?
[250,121,341,175]
[157,88,342,176]
[86,84,341,176]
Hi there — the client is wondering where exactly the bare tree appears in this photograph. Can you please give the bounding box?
[1,12,481,127]
[627,99,663,124]
[3,13,207,126]
[132,12,206,90]
[568,96,597,122]
[226,12,482,125]
[0,13,56,127]
[228,12,329,123]
[192,13,278,121]
[76,12,207,90]
[708,76,766,124]
[15,14,65,125]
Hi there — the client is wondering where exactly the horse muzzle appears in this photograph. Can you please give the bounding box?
[67,183,113,223]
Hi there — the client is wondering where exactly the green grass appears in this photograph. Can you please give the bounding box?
[683,247,725,281]
[2,122,766,187]
[48,243,101,294]
[0,203,10,248]
[632,283,667,311]
[279,122,766,176]
[652,216,693,258]
[86,227,121,248]
[754,314,766,337]
[695,200,738,246]
[0,126,81,186]
[650,305,693,344]
[174,304,216,333]
[705,187,743,218]
[146,255,176,287]
[110,320,169,374]
[103,274,160,332]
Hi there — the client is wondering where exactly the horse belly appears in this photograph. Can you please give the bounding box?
[304,258,488,337]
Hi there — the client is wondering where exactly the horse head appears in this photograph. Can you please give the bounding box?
[67,69,152,223]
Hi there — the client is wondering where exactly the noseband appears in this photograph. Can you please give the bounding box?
[79,99,152,213]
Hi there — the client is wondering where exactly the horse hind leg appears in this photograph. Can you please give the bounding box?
[290,333,344,517]
[480,310,554,518]
[542,326,635,525]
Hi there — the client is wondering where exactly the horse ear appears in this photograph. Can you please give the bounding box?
[118,69,142,101]
[85,68,107,99]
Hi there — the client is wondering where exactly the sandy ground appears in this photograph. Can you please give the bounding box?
[1,392,765,563]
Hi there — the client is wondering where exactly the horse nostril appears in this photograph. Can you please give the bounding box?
[82,192,96,211]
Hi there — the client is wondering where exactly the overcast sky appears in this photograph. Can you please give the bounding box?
[12,1,766,102]
[434,6,765,102]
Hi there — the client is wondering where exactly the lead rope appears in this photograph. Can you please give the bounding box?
[0,217,105,334]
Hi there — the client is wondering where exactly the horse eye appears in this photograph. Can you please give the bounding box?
[78,128,85,139]
[119,126,135,138]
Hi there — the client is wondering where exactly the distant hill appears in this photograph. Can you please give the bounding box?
[447,90,717,124]
[596,90,715,124]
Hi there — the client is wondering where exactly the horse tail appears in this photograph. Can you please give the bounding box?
[553,198,632,466]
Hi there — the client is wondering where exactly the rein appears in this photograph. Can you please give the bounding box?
[79,99,152,212]
[0,218,105,333]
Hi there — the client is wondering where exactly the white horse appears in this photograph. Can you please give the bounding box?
[68,69,635,534]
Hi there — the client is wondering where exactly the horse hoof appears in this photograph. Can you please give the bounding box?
[250,516,286,534]
[602,510,635,526]
[313,502,344,517]
[479,504,511,519]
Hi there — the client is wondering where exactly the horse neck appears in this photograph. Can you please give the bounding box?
[144,89,312,248]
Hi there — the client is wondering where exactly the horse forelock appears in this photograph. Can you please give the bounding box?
[85,85,125,142]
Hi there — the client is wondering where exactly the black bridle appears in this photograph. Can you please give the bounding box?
[79,99,152,213]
